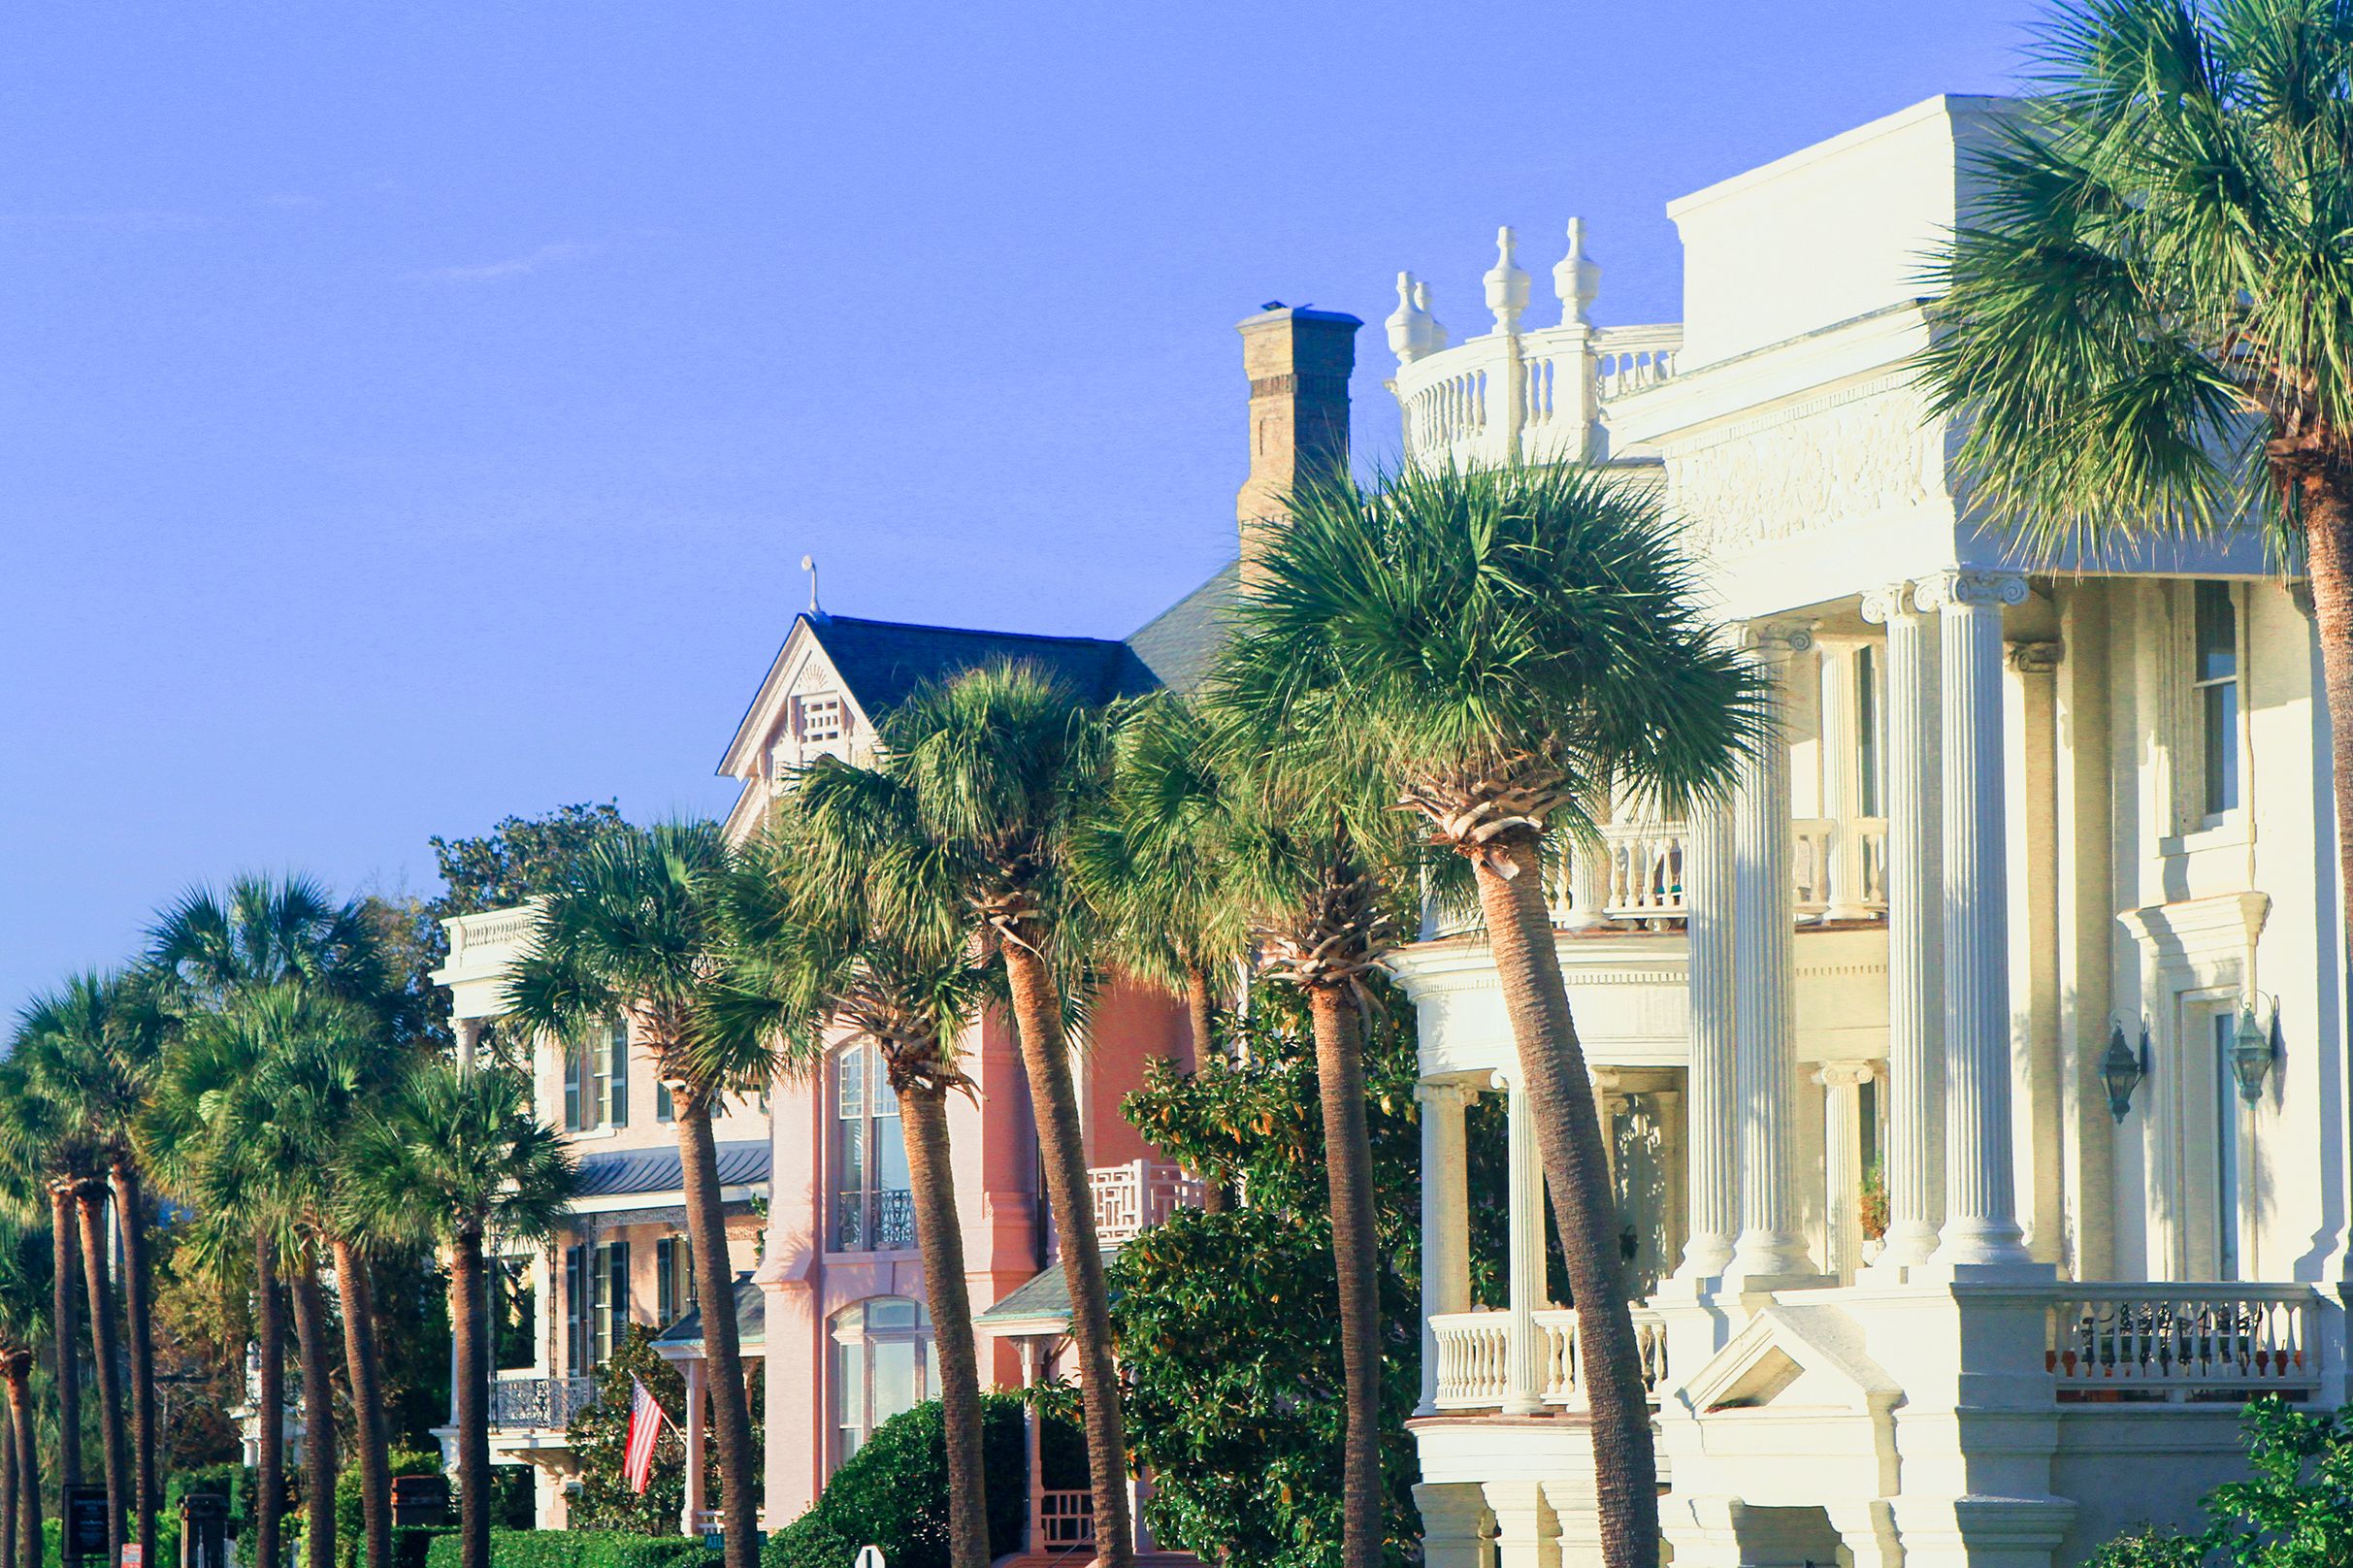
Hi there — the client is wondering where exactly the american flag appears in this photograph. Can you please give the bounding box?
[624,1375,671,1494]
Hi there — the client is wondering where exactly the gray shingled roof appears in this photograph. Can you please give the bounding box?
[652,1274,766,1350]
[972,1250,1122,1335]
[1124,562,1239,695]
[573,1140,770,1200]
[810,615,1159,719]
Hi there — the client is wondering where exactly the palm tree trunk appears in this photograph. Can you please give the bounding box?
[673,1091,756,1568]
[898,1081,988,1568]
[1472,839,1656,1568]
[2297,469,2353,979]
[288,1248,339,1568]
[76,1185,127,1564]
[4,1375,18,1568]
[50,1184,82,1496]
[256,1234,286,1568]
[6,1362,36,1568]
[328,1238,391,1568]
[1185,966,1232,1217]
[997,941,1132,1568]
[109,1160,158,1568]
[448,1229,491,1568]
[1304,986,1384,1568]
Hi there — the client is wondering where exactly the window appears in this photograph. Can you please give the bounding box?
[833,1044,913,1251]
[657,1075,674,1123]
[590,1241,631,1366]
[605,1021,630,1128]
[831,1298,938,1464]
[563,1021,631,1131]
[2193,581,2241,818]
[655,1234,696,1326]
[2211,1009,2243,1281]
[1855,644,1883,819]
[492,1256,537,1373]
[563,1246,588,1374]
[799,694,844,744]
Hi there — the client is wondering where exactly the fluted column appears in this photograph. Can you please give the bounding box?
[454,1017,484,1071]
[1816,638,1873,922]
[1417,1080,1475,1416]
[1500,1069,1545,1414]
[1860,581,1944,1271]
[1726,623,1817,1284]
[1918,570,2040,1273]
[1676,791,1739,1281]
[1816,1062,1876,1284]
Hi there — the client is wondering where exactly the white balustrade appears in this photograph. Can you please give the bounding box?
[1430,1307,1669,1410]
[1603,820,1686,926]
[1089,1159,1205,1243]
[1392,320,1683,471]
[1591,324,1681,401]
[2045,1287,2322,1399]
[1536,816,1887,931]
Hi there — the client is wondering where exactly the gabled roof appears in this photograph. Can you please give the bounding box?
[811,613,1158,717]
[1125,562,1239,695]
[572,1140,770,1200]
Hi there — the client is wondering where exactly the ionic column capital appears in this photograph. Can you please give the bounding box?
[2006,639,2062,675]
[1813,1060,1878,1090]
[1739,620,1816,661]
[1859,580,1926,624]
[1415,1078,1481,1111]
[1913,570,2029,612]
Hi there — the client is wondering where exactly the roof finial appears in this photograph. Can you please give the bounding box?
[1553,216,1601,327]
[1484,225,1530,337]
[1387,271,1438,365]
[800,553,823,618]
[1414,278,1448,354]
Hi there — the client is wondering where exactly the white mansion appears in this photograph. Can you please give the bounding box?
[1386,97,2351,1568]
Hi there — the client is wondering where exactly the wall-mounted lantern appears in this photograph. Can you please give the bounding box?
[2231,996,2278,1104]
[2102,1018,2149,1122]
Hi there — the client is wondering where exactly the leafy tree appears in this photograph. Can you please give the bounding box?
[793,662,1135,1568]
[563,1328,688,1535]
[704,800,997,1568]
[343,1062,573,1568]
[1915,0,2353,978]
[430,804,633,920]
[2087,1398,2353,1567]
[1221,461,1763,1568]
[502,821,763,1568]
[1108,995,1421,1568]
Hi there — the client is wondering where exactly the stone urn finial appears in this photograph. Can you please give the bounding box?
[1554,216,1601,327]
[1386,271,1434,364]
[1415,278,1449,354]
[1484,225,1530,337]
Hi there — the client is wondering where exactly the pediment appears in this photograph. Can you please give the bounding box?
[1681,1304,1900,1416]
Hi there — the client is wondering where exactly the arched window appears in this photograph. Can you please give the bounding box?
[833,1043,912,1250]
[831,1297,938,1462]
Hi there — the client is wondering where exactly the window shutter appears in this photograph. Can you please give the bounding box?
[606,1021,630,1128]
[564,1246,587,1375]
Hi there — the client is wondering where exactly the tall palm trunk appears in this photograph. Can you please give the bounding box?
[110,1160,158,1568]
[673,1089,756,1568]
[449,1227,492,1568]
[3,1376,17,1568]
[49,1184,82,1495]
[4,1357,35,1568]
[329,1238,392,1568]
[1472,839,1656,1568]
[256,1234,286,1568]
[898,1080,989,1568]
[76,1184,127,1562]
[998,941,1132,1568]
[2294,472,2353,982]
[1184,966,1232,1216]
[1304,986,1384,1568]
[288,1248,339,1568]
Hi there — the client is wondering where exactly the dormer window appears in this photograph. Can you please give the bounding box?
[798,694,844,744]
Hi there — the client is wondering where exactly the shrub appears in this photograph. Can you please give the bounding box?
[761,1394,1064,1568]
[2087,1398,2353,1567]
[422,1528,712,1568]
[338,1449,448,1567]
[393,1526,454,1568]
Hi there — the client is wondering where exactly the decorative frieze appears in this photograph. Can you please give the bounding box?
[1666,378,1940,560]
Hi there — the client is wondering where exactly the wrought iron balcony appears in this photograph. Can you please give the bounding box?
[833,1189,916,1252]
[487,1375,598,1431]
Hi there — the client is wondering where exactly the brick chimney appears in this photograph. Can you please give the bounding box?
[1235,304,1360,584]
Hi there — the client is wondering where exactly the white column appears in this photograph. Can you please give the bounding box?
[680,1356,707,1535]
[1019,1339,1043,1552]
[454,1017,483,1071]
[1499,1070,1545,1414]
[1560,789,1616,931]
[1726,623,1817,1285]
[1481,1482,1559,1568]
[1675,792,1739,1281]
[1860,581,1944,1272]
[1815,1062,1875,1285]
[1919,570,2041,1273]
[1816,638,1873,922]
[1416,1080,1474,1416]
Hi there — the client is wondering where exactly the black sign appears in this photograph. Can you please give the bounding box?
[63,1486,108,1568]
[391,1475,451,1529]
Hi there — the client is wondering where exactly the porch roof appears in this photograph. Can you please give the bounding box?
[572,1140,770,1199]
[972,1250,1117,1337]
[652,1274,766,1357]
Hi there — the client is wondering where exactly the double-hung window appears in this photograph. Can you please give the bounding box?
[832,1044,912,1251]
[831,1298,938,1464]
[2192,581,2241,820]
[563,1021,631,1131]
[655,1234,696,1326]
[589,1240,631,1366]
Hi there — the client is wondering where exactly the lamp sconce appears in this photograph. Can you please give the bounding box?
[2231,995,2279,1105]
[2101,1017,2150,1122]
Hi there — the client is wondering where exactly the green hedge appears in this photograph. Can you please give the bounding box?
[422,1528,718,1568]
[762,1394,1066,1568]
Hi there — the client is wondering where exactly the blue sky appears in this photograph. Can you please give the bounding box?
[0,1,2036,1017]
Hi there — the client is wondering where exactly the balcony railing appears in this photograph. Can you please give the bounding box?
[488,1375,598,1431]
[833,1190,916,1252]
[1532,814,1890,931]
[1396,323,1684,471]
[1091,1160,1204,1244]
[2045,1286,2323,1401]
[1035,1489,1095,1551]
[1428,1306,1669,1411]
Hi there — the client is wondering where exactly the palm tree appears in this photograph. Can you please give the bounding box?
[342,1063,574,1568]
[148,876,406,1568]
[705,801,998,1568]
[1221,461,1765,1568]
[12,976,141,1563]
[1915,0,2353,972]
[1072,694,1252,1070]
[0,1060,87,1518]
[801,661,1134,1568]
[501,820,767,1568]
[0,1219,47,1568]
